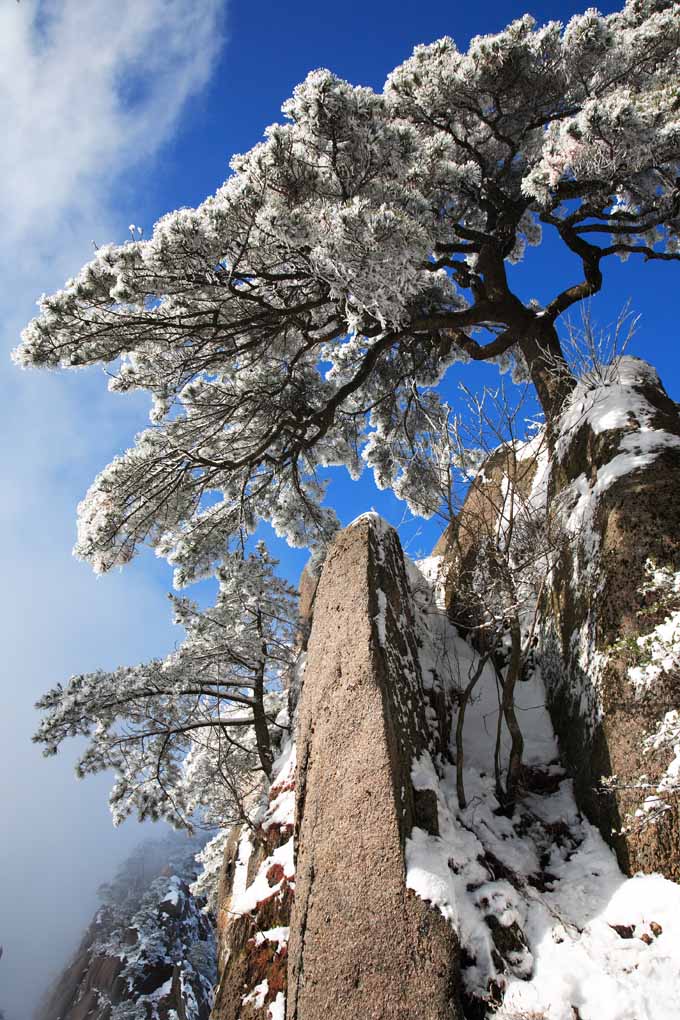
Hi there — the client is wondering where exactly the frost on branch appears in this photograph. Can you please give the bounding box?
[33,544,297,829]
[13,1,680,576]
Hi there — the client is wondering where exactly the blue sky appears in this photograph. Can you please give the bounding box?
[0,1,677,1015]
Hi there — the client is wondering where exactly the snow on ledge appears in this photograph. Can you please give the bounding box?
[347,510,393,537]
[254,926,290,951]
[243,978,268,1009]
[268,992,286,1020]
[556,355,674,463]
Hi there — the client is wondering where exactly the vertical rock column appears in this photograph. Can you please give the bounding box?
[542,362,680,879]
[287,515,460,1020]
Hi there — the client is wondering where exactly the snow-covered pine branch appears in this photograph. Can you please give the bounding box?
[13,1,680,579]
[33,544,297,828]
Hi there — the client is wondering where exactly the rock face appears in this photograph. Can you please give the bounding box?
[433,445,538,642]
[287,515,460,1020]
[296,560,320,650]
[542,358,680,879]
[36,839,215,1020]
[437,357,680,880]
[211,806,294,1020]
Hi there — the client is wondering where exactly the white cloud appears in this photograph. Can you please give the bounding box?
[0,0,224,254]
[0,3,225,1016]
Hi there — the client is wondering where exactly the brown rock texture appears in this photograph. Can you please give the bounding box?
[436,358,680,880]
[287,515,460,1020]
[211,817,293,1020]
[435,445,538,641]
[297,560,320,650]
[541,361,680,879]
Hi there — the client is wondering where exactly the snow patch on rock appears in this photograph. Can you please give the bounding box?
[404,558,680,1020]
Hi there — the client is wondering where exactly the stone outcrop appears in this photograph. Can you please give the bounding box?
[433,444,538,641]
[437,357,680,880]
[542,359,680,879]
[287,515,460,1020]
[297,560,320,650]
[211,804,294,1019]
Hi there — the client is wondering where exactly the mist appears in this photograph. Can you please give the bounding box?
[0,3,225,1015]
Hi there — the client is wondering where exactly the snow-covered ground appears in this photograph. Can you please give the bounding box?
[406,555,680,1020]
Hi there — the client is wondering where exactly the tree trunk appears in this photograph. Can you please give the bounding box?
[519,319,575,422]
[501,619,524,807]
[252,660,273,779]
[253,606,274,778]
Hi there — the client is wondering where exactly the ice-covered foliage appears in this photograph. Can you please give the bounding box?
[102,872,215,1020]
[190,829,232,914]
[189,701,295,914]
[405,557,680,1020]
[96,835,215,1020]
[14,1,680,575]
[33,543,297,827]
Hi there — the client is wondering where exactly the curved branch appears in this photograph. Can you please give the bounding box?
[542,213,604,322]
[447,329,519,362]
[600,244,680,263]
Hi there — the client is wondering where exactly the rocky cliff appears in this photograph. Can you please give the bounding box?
[436,356,680,880]
[210,766,294,1020]
[288,515,460,1020]
[27,361,680,1020]
[543,357,680,878]
[60,356,678,1019]
[211,499,680,1020]
[211,516,460,1020]
[35,836,215,1020]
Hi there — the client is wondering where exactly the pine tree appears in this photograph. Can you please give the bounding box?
[14,1,679,576]
[13,0,680,831]
[34,544,296,827]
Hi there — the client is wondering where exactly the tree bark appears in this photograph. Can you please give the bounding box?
[501,619,524,807]
[252,660,273,779]
[519,318,576,423]
[253,607,274,779]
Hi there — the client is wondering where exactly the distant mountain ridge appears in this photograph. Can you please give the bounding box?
[34,834,216,1020]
